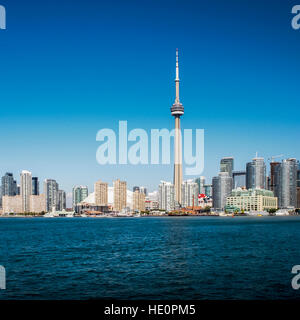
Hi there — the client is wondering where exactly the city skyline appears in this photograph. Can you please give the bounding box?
[1,0,300,194]
[1,154,299,210]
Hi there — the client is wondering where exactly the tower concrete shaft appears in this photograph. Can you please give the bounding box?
[171,49,184,206]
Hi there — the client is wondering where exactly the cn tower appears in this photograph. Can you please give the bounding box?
[171,49,184,206]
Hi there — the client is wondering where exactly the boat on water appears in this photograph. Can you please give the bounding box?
[245,211,269,217]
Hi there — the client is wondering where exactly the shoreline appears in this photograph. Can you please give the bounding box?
[0,214,299,219]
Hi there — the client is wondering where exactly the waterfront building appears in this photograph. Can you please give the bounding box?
[57,190,66,211]
[44,179,59,212]
[233,171,246,189]
[171,49,184,206]
[133,190,145,212]
[145,191,159,211]
[181,179,198,208]
[13,180,18,195]
[1,173,15,196]
[113,179,127,211]
[246,157,266,189]
[145,199,159,211]
[72,185,89,208]
[226,188,278,212]
[204,184,212,197]
[20,170,32,212]
[139,186,147,196]
[220,157,234,177]
[274,158,298,209]
[32,177,39,195]
[94,180,108,206]
[195,176,205,194]
[2,195,22,214]
[203,184,212,197]
[212,172,233,210]
[198,196,213,208]
[29,194,46,213]
[269,162,280,192]
[158,181,175,211]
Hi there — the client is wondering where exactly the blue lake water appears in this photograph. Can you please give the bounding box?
[0,216,300,300]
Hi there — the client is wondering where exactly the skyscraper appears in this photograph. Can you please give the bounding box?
[232,171,246,188]
[44,179,59,212]
[32,177,39,195]
[212,172,233,210]
[13,180,18,195]
[269,162,280,192]
[204,184,212,197]
[113,179,127,211]
[274,158,298,209]
[20,170,32,212]
[159,181,175,211]
[171,49,184,207]
[220,157,234,177]
[181,180,199,208]
[246,157,266,190]
[72,185,89,208]
[57,190,66,211]
[139,186,147,196]
[195,176,205,194]
[94,180,108,206]
[1,173,15,196]
[133,190,145,212]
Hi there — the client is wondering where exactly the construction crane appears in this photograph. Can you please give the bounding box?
[268,154,284,162]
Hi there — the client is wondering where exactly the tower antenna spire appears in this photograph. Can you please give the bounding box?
[175,48,180,103]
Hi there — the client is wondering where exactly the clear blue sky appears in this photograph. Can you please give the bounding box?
[0,0,299,196]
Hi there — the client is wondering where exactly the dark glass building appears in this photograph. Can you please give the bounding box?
[32,177,39,195]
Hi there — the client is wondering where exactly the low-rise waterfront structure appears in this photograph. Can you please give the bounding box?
[226,188,278,212]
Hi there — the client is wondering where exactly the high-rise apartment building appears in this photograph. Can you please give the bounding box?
[133,190,145,212]
[72,185,88,208]
[246,157,266,190]
[195,176,205,194]
[44,179,59,212]
[274,158,298,209]
[232,171,246,189]
[1,173,15,196]
[32,177,39,195]
[133,186,147,195]
[220,157,234,177]
[269,162,280,192]
[94,180,108,206]
[212,172,233,210]
[139,186,147,196]
[181,180,198,208]
[113,179,127,211]
[57,190,66,211]
[20,170,32,212]
[158,181,175,211]
[204,184,212,197]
